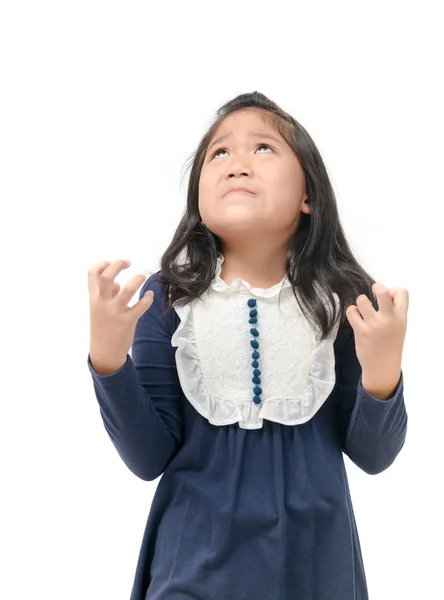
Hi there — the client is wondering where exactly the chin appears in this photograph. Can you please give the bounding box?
[212,221,263,236]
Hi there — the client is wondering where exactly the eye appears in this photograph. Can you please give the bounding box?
[211,143,273,159]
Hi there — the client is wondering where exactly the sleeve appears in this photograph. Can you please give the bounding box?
[86,273,183,481]
[334,324,408,475]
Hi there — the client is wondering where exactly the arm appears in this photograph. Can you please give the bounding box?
[87,273,183,481]
[334,324,407,475]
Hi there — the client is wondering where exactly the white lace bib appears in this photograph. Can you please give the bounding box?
[171,254,341,429]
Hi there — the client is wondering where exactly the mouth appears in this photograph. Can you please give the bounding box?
[225,189,255,197]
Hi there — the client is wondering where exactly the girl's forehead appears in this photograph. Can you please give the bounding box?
[213,111,276,137]
[208,122,284,150]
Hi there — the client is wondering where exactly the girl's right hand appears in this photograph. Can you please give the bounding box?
[88,259,154,371]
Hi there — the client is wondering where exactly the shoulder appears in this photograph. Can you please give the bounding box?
[141,270,169,297]
[139,271,179,334]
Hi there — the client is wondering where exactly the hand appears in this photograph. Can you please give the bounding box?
[88,259,154,369]
[345,283,409,387]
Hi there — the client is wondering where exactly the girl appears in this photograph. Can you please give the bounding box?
[87,91,408,599]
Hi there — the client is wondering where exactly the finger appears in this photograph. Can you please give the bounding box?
[346,304,363,329]
[98,259,131,301]
[112,282,121,298]
[88,260,112,295]
[115,274,148,308]
[128,289,154,319]
[390,287,409,314]
[372,283,394,313]
[356,294,376,321]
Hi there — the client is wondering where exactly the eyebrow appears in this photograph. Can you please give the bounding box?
[207,131,282,152]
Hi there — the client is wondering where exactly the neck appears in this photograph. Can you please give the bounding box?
[219,245,288,289]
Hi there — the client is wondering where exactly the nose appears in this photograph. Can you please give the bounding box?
[229,171,249,178]
[225,152,252,178]
[227,157,251,177]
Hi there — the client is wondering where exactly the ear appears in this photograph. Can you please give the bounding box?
[302,198,311,214]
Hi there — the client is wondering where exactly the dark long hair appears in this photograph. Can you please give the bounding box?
[155,91,378,341]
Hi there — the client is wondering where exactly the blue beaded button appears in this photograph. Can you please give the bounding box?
[248,298,262,405]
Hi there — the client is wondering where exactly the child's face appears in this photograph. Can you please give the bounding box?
[198,108,310,242]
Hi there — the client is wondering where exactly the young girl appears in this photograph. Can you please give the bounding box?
[87,91,408,600]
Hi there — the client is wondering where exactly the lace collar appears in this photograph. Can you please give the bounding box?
[210,253,292,298]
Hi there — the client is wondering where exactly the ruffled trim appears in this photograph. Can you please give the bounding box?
[171,253,341,430]
[211,253,291,298]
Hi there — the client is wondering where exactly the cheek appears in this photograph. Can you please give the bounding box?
[198,170,218,205]
[267,184,302,220]
[274,170,303,203]
[198,170,210,197]
[198,179,212,218]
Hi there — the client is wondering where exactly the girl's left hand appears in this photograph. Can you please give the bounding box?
[345,283,409,382]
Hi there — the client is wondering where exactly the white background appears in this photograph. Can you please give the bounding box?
[1,1,443,598]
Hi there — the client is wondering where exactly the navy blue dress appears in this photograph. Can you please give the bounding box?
[87,272,407,600]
